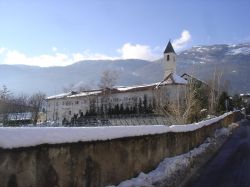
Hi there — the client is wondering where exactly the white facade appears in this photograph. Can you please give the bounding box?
[164,41,177,78]
[164,51,176,78]
[46,42,187,124]
[46,75,187,124]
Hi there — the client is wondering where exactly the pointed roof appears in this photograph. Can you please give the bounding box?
[156,72,187,88]
[164,41,176,54]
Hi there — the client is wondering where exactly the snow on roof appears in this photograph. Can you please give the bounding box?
[46,73,186,100]
[156,73,187,88]
[8,112,33,121]
[0,112,233,149]
[181,73,208,86]
[68,91,102,98]
[171,73,188,84]
[115,83,159,92]
[240,93,250,97]
[46,92,73,100]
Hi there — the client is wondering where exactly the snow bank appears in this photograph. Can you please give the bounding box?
[109,126,234,187]
[0,112,233,149]
[113,142,210,187]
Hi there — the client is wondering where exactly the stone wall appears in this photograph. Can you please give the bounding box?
[0,111,243,187]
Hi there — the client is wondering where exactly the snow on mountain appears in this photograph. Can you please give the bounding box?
[0,43,250,95]
[226,46,250,55]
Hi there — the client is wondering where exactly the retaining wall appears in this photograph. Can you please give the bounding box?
[0,111,243,187]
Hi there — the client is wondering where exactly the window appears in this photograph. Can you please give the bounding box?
[167,55,170,61]
[75,101,79,105]
[69,110,71,115]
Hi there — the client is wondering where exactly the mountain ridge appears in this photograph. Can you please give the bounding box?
[1,43,250,95]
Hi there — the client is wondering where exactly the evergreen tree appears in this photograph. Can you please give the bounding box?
[108,103,112,116]
[125,105,130,114]
[143,95,148,113]
[148,102,153,113]
[216,91,232,114]
[138,98,143,114]
[232,94,242,109]
[114,104,119,115]
[120,104,124,114]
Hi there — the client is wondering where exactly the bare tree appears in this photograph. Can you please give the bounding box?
[0,85,12,116]
[62,83,75,92]
[28,92,46,124]
[154,79,206,124]
[63,82,92,93]
[0,85,11,100]
[97,69,119,117]
[206,69,231,115]
[98,69,119,89]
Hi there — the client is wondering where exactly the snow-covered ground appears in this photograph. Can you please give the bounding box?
[108,123,239,187]
[0,112,233,149]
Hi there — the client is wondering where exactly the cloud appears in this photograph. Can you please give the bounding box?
[173,30,191,50]
[0,49,119,67]
[0,30,191,67]
[0,47,6,54]
[3,50,72,67]
[0,40,172,67]
[52,47,58,52]
[72,51,117,62]
[117,43,159,60]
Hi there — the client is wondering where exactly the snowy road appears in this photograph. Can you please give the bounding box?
[185,119,250,187]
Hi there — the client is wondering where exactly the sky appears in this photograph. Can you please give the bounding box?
[0,0,250,67]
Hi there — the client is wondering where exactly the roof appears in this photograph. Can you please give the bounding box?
[8,112,33,121]
[240,93,250,97]
[164,41,176,54]
[181,73,209,86]
[46,73,187,100]
[46,92,74,100]
[156,72,187,88]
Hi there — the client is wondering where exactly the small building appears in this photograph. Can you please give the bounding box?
[240,93,250,104]
[6,112,33,125]
[240,93,250,112]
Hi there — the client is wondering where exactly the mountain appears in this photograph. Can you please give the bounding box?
[0,43,250,95]
[177,43,250,93]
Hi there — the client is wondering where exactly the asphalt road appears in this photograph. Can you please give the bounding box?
[185,119,250,187]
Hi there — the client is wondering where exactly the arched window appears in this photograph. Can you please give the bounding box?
[167,55,170,61]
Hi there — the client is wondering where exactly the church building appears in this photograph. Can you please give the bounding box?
[45,41,187,124]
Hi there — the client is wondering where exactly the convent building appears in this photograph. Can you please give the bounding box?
[46,41,188,124]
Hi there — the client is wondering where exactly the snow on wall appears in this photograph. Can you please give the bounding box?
[112,127,232,187]
[0,112,232,149]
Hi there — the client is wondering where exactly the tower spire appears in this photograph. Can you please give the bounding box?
[163,40,176,78]
[164,40,176,54]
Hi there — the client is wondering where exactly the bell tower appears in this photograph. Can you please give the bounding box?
[163,41,176,78]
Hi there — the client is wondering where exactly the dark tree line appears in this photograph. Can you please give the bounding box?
[85,95,154,117]
[62,95,156,126]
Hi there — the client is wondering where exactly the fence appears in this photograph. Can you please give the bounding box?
[66,114,172,126]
